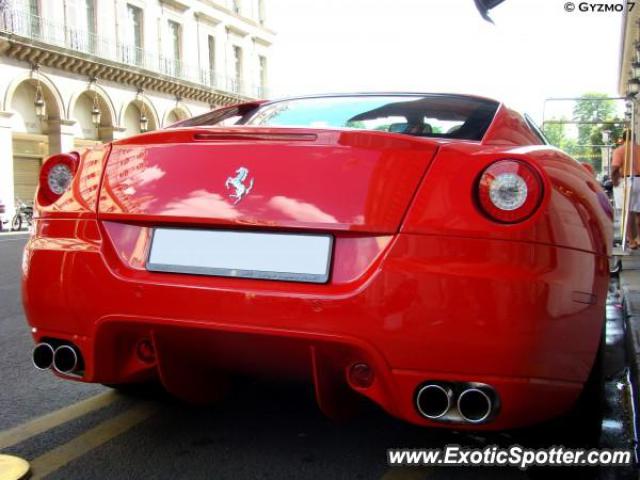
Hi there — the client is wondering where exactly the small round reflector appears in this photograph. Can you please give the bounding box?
[348,362,374,388]
[136,338,156,364]
[477,160,543,223]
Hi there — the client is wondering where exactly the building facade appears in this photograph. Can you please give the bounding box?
[618,6,639,97]
[0,0,274,218]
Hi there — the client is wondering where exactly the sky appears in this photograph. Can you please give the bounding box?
[267,0,624,123]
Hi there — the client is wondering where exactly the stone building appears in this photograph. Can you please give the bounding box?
[0,0,274,218]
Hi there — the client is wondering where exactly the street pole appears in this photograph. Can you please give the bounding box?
[632,100,637,251]
[622,100,637,253]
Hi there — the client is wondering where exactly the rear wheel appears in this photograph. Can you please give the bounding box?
[524,320,605,441]
[566,320,605,431]
[554,320,605,441]
[11,215,21,231]
[521,322,605,480]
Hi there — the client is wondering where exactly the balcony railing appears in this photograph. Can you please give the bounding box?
[0,9,268,99]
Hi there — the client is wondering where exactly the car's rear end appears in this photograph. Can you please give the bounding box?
[22,94,612,430]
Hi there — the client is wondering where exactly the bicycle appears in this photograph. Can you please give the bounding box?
[11,198,33,231]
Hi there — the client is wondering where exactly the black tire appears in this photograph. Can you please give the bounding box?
[523,323,605,480]
[11,215,21,231]
[550,320,605,445]
[540,320,605,440]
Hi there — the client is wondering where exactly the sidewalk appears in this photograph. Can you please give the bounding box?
[619,256,640,392]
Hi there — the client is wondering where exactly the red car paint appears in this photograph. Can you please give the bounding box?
[22,95,611,430]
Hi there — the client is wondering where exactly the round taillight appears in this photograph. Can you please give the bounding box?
[48,163,74,195]
[477,159,543,223]
[39,152,79,204]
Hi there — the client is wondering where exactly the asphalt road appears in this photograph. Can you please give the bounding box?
[0,234,637,480]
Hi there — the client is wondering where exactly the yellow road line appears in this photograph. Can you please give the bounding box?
[0,391,120,450]
[29,401,159,480]
[380,467,430,480]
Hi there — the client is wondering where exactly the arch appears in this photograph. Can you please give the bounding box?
[118,95,160,131]
[67,85,117,128]
[162,104,192,127]
[4,71,65,120]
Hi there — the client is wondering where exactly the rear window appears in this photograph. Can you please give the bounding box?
[245,95,499,141]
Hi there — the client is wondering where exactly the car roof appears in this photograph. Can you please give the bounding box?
[264,92,502,106]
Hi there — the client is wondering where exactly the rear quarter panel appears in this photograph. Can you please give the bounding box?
[402,143,612,258]
[400,137,611,386]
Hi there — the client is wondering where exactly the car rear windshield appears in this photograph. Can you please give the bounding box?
[244,95,500,141]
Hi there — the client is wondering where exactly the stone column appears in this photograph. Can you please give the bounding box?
[0,111,16,222]
[48,119,77,154]
[97,125,127,142]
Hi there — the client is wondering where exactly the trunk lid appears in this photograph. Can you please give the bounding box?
[97,128,440,233]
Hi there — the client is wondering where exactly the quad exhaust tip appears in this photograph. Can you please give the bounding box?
[415,384,453,419]
[53,345,79,374]
[32,340,85,376]
[457,387,493,424]
[32,343,54,370]
[415,382,497,424]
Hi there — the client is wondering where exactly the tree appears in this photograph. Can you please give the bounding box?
[572,93,624,172]
[544,120,576,154]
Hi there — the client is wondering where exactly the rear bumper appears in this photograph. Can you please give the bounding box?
[22,218,608,430]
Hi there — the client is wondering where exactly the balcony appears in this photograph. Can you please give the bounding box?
[0,9,266,103]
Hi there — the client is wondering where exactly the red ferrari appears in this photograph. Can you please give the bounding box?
[23,94,612,430]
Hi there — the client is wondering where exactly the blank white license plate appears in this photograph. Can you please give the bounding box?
[147,228,333,283]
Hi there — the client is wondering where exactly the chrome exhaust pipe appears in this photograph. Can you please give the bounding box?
[416,384,453,419]
[457,387,493,423]
[32,343,54,370]
[53,345,79,374]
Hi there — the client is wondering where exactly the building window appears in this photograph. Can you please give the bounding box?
[233,45,243,92]
[76,0,97,52]
[86,0,97,51]
[126,4,144,66]
[167,20,181,75]
[63,0,96,51]
[259,55,267,96]
[207,35,216,85]
[232,0,241,14]
[81,0,97,34]
[26,0,39,15]
[25,0,41,37]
